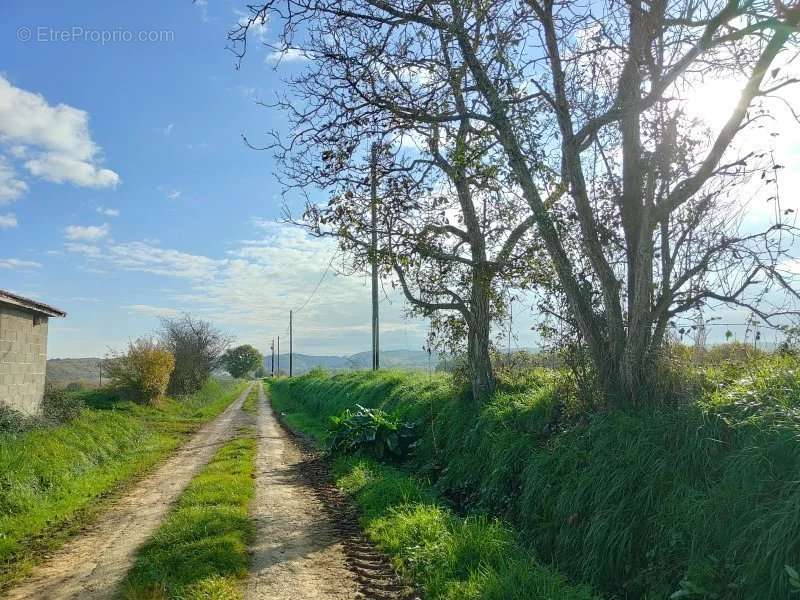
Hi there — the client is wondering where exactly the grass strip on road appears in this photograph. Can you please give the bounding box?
[242,383,259,415]
[121,423,257,600]
[0,379,247,589]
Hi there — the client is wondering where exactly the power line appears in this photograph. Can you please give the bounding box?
[293,252,337,314]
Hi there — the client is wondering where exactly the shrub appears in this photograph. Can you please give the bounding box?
[41,386,85,423]
[328,405,417,460]
[0,405,38,434]
[107,339,175,404]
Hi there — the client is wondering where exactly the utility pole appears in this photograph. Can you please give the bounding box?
[98,359,103,387]
[371,142,380,371]
[508,297,513,363]
[270,338,274,377]
[289,310,293,377]
[277,336,280,376]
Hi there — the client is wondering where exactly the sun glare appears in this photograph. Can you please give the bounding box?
[683,78,744,130]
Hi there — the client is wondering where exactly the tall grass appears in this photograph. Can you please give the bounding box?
[0,378,246,589]
[332,456,598,599]
[270,357,800,598]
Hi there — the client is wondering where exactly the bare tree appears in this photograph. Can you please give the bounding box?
[310,143,545,399]
[231,10,548,399]
[159,315,230,396]
[231,0,800,404]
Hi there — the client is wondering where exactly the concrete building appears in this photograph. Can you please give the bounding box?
[0,289,66,414]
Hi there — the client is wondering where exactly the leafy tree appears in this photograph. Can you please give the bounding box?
[221,344,264,378]
[232,0,800,405]
[159,315,230,395]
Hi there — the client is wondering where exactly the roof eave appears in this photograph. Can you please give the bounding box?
[0,290,67,318]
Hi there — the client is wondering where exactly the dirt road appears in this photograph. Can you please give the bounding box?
[5,383,254,600]
[7,381,409,599]
[244,382,360,599]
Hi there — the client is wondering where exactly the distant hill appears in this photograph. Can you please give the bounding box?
[264,349,439,375]
[46,357,104,386]
[46,350,439,385]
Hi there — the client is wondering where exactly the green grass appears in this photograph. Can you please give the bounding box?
[121,427,257,599]
[0,378,246,589]
[242,383,259,415]
[269,373,598,599]
[270,357,800,599]
[332,456,598,599]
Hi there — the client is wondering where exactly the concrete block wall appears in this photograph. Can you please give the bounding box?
[0,305,49,414]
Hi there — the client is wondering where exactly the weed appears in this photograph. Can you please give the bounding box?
[242,384,259,415]
[41,387,85,423]
[328,405,417,460]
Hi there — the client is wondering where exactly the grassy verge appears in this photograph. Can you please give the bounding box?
[269,379,599,600]
[0,378,246,589]
[121,426,257,599]
[335,456,597,600]
[270,358,800,599]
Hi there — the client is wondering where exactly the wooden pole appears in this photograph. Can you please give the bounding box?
[277,336,280,376]
[371,142,380,371]
[289,310,293,377]
[271,339,274,377]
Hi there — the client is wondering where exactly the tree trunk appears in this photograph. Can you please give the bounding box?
[468,270,495,401]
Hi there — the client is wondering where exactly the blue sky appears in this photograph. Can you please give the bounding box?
[0,1,439,358]
[1,2,798,358]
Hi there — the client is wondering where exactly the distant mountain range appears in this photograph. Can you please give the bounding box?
[46,357,104,386]
[45,350,439,385]
[264,349,440,375]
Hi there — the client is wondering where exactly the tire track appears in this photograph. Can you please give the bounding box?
[264,388,419,600]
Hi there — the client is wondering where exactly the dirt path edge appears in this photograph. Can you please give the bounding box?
[265,386,419,600]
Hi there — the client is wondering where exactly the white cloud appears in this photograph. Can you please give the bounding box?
[96,206,120,217]
[62,221,427,353]
[194,0,210,22]
[65,242,102,257]
[64,223,110,242]
[265,48,310,64]
[25,153,119,188]
[0,75,120,193]
[167,190,181,200]
[163,123,174,136]
[0,258,41,269]
[0,212,17,228]
[0,156,28,203]
[105,241,221,280]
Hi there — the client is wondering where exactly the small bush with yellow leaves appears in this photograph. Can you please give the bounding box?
[107,339,175,404]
